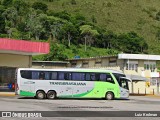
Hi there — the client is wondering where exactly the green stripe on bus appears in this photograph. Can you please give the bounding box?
[20,90,35,97]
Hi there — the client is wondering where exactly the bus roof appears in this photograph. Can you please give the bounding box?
[18,68,124,74]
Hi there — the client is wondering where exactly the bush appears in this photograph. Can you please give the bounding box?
[156,11,160,21]
[2,0,13,6]
[71,0,76,5]
[32,2,48,12]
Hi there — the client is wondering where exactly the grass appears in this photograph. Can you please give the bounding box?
[33,43,119,60]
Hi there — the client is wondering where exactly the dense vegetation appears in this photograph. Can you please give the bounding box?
[0,0,156,60]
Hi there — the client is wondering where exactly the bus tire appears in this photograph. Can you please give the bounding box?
[47,91,56,99]
[36,91,46,99]
[105,92,114,100]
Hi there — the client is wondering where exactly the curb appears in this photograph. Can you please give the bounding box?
[145,94,160,98]
[0,92,15,97]
[130,94,160,98]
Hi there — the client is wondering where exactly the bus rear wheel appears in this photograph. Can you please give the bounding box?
[36,91,46,99]
[105,92,114,100]
[47,91,56,99]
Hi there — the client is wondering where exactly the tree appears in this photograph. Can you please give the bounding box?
[13,0,29,16]
[156,11,160,21]
[101,30,117,48]
[53,11,71,21]
[91,15,97,23]
[2,7,18,27]
[2,0,13,6]
[25,10,45,40]
[116,32,148,53]
[32,2,48,12]
[80,25,99,51]
[71,0,77,5]
[0,5,5,33]
[43,16,65,42]
[60,22,78,47]
[42,43,68,61]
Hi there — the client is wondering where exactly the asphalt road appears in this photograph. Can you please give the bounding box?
[0,96,159,120]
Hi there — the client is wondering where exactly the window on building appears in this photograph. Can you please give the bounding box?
[95,59,102,64]
[126,63,138,71]
[126,61,138,71]
[71,61,77,67]
[82,60,89,67]
[144,61,156,72]
[109,58,117,66]
[150,78,157,86]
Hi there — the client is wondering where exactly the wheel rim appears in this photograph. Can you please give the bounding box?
[49,93,55,99]
[107,94,112,100]
[38,93,44,99]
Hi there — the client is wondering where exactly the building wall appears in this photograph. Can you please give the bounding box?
[137,60,144,74]
[76,61,83,67]
[130,82,150,94]
[117,59,124,70]
[0,53,31,68]
[88,60,95,67]
[101,58,109,67]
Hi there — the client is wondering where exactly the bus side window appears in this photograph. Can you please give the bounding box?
[99,74,106,82]
[106,73,114,83]
[95,73,100,81]
[71,72,85,81]
[20,70,31,79]
[31,71,39,80]
[39,72,45,80]
[90,73,96,81]
[85,73,99,81]
[51,72,57,80]
[100,73,114,84]
[44,72,50,80]
[86,73,91,81]
[64,72,71,80]
[58,72,65,80]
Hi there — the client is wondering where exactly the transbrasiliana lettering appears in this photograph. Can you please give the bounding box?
[50,82,86,86]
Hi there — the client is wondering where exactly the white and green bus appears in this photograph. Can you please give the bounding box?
[15,68,131,100]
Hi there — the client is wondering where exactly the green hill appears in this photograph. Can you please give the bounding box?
[1,0,160,60]
[30,0,160,54]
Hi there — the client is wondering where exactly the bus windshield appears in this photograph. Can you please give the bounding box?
[119,77,129,90]
[112,73,129,90]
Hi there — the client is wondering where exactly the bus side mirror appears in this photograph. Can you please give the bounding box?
[120,77,132,82]
[107,78,112,81]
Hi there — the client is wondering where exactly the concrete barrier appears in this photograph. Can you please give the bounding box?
[0,92,15,96]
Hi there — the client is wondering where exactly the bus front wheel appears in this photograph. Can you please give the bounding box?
[47,91,56,99]
[105,92,114,100]
[36,91,46,99]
